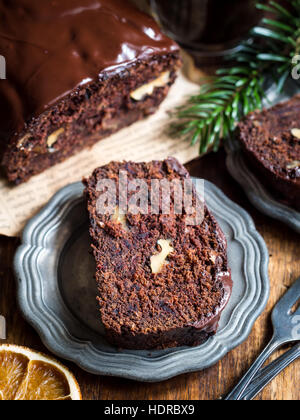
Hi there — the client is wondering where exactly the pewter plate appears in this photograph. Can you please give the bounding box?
[226,80,300,234]
[14,180,269,382]
[226,140,300,234]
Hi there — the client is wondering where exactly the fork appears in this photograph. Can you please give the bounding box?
[241,343,300,400]
[224,276,300,400]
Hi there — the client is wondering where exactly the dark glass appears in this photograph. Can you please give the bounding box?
[150,0,261,63]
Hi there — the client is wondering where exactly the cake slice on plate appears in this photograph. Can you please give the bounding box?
[1,0,181,184]
[84,157,232,349]
[237,95,300,210]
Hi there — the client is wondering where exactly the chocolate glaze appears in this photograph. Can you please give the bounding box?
[191,272,232,333]
[0,0,178,135]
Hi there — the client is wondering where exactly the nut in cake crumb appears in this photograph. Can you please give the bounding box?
[130,71,170,101]
[17,133,31,149]
[150,239,174,274]
[253,121,261,128]
[111,206,128,231]
[291,128,300,139]
[47,127,64,149]
[209,251,218,264]
[286,160,300,169]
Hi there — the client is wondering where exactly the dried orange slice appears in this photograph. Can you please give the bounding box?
[0,345,81,400]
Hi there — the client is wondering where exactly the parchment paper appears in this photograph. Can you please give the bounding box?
[0,73,200,237]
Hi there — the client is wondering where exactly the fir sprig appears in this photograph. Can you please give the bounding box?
[170,0,300,154]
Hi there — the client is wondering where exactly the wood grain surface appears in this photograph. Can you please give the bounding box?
[0,149,299,400]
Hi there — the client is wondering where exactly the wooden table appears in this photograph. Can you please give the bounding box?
[1,149,299,400]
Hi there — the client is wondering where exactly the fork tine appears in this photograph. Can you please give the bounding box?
[273,277,300,316]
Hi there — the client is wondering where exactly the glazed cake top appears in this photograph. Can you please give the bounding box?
[0,0,178,134]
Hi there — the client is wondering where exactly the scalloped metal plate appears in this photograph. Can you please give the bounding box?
[14,180,269,382]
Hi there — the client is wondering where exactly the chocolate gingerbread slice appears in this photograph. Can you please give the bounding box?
[237,95,300,211]
[84,157,232,350]
[0,0,181,184]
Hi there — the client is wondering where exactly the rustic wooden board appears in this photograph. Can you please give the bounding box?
[1,149,299,400]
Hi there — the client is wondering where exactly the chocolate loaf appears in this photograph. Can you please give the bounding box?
[0,0,181,184]
[84,157,232,350]
[237,95,300,211]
